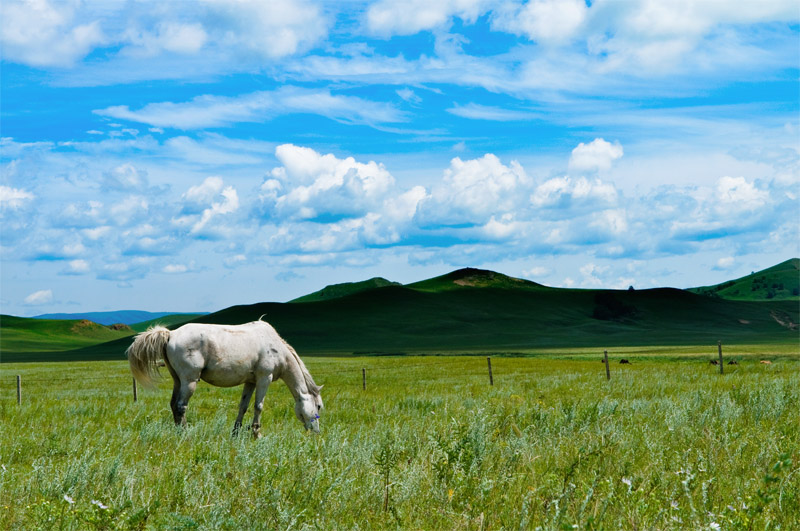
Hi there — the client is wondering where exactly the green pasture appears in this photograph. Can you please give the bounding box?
[2,356,798,529]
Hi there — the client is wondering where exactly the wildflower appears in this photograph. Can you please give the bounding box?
[91,500,108,510]
[63,495,75,505]
[671,500,679,509]
[622,477,632,487]
[709,523,720,530]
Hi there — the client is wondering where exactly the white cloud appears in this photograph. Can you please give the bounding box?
[24,289,53,305]
[366,0,490,36]
[102,163,148,191]
[201,0,327,59]
[0,0,105,67]
[94,87,405,130]
[493,0,587,44]
[714,176,768,213]
[63,259,90,275]
[415,154,528,227]
[123,22,208,57]
[715,256,735,270]
[0,185,35,209]
[110,196,149,226]
[396,88,421,104]
[176,176,240,236]
[531,176,618,210]
[523,266,550,278]
[447,103,540,121]
[569,138,623,173]
[261,144,396,221]
[163,264,188,274]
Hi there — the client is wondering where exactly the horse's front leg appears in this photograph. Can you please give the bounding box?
[233,382,256,437]
[251,374,273,439]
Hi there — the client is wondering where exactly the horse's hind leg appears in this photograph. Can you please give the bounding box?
[233,382,255,437]
[174,380,197,427]
[163,358,182,425]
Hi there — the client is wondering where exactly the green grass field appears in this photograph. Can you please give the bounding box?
[2,354,798,529]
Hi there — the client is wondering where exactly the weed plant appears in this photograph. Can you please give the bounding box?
[1,357,798,529]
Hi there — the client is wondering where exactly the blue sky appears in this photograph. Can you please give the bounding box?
[1,0,798,316]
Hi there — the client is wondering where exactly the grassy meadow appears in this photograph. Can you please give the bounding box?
[1,352,798,530]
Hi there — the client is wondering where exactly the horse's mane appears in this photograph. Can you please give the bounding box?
[282,339,321,396]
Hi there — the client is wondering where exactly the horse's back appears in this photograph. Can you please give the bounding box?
[167,321,281,387]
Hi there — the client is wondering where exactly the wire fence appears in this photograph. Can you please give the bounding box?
[1,344,751,405]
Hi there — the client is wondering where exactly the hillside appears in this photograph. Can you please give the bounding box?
[0,315,136,355]
[689,258,799,301]
[290,277,400,302]
[3,263,798,362]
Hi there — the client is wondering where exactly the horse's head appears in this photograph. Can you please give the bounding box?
[295,387,324,433]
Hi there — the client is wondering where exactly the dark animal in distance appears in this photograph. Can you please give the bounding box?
[727,360,738,365]
[619,359,630,364]
[710,360,719,365]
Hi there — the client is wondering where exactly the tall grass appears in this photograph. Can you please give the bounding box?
[1,357,798,529]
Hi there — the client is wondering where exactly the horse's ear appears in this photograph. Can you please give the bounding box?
[318,385,324,391]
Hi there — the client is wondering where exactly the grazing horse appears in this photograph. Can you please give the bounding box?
[126,319,323,437]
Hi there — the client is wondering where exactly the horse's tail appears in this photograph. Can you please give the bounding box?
[126,326,170,388]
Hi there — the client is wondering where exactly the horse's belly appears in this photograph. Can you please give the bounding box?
[200,364,254,387]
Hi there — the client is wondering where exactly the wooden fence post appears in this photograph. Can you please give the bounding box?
[132,378,138,402]
[718,341,724,375]
[16,375,21,405]
[487,357,494,386]
[362,368,366,390]
[603,350,610,381]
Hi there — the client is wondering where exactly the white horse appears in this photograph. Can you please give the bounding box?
[126,319,323,437]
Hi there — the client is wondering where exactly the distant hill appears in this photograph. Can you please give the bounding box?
[32,310,205,325]
[688,259,799,301]
[0,315,136,355]
[406,267,546,292]
[290,277,401,302]
[4,262,797,362]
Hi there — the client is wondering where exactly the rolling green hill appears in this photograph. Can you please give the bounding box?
[689,258,799,301]
[8,268,796,363]
[290,277,401,302]
[0,313,204,361]
[3,263,798,363]
[0,315,135,356]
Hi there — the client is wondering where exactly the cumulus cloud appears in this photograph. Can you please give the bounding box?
[366,0,490,36]
[102,163,148,191]
[1,0,326,70]
[0,0,105,67]
[201,0,327,59]
[568,138,623,173]
[0,185,35,209]
[714,176,768,213]
[62,259,90,275]
[531,176,618,211]
[261,144,396,221]
[175,176,240,236]
[415,154,528,227]
[493,0,587,44]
